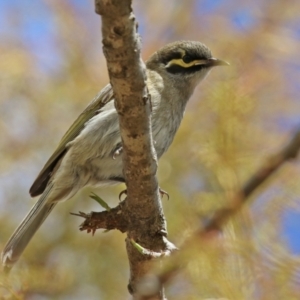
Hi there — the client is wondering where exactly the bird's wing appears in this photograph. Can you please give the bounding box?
[29,84,114,197]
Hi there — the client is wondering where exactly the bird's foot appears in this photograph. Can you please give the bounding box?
[118,188,169,200]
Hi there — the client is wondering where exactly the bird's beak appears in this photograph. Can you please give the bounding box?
[207,57,230,67]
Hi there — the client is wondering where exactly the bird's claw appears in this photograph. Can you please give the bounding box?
[159,188,169,200]
[113,146,123,159]
[119,188,169,201]
[119,189,127,201]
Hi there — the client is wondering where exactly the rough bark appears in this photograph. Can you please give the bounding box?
[86,1,174,298]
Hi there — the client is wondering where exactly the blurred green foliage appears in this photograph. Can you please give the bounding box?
[1,1,300,299]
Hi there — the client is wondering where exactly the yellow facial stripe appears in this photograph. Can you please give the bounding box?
[166,58,207,68]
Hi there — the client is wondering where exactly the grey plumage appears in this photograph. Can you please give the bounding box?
[1,40,228,271]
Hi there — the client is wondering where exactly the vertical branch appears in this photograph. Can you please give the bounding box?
[94,1,172,298]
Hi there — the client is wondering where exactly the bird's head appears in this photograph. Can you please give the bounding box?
[146,40,228,91]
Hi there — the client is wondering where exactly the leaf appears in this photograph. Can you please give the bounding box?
[130,238,146,254]
[90,192,111,211]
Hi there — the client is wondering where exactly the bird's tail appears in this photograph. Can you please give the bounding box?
[1,183,57,272]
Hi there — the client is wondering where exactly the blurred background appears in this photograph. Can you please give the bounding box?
[1,0,300,299]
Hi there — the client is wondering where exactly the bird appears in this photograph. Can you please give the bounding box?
[1,40,228,271]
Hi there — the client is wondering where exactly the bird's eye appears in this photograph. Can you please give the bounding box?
[182,55,193,64]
